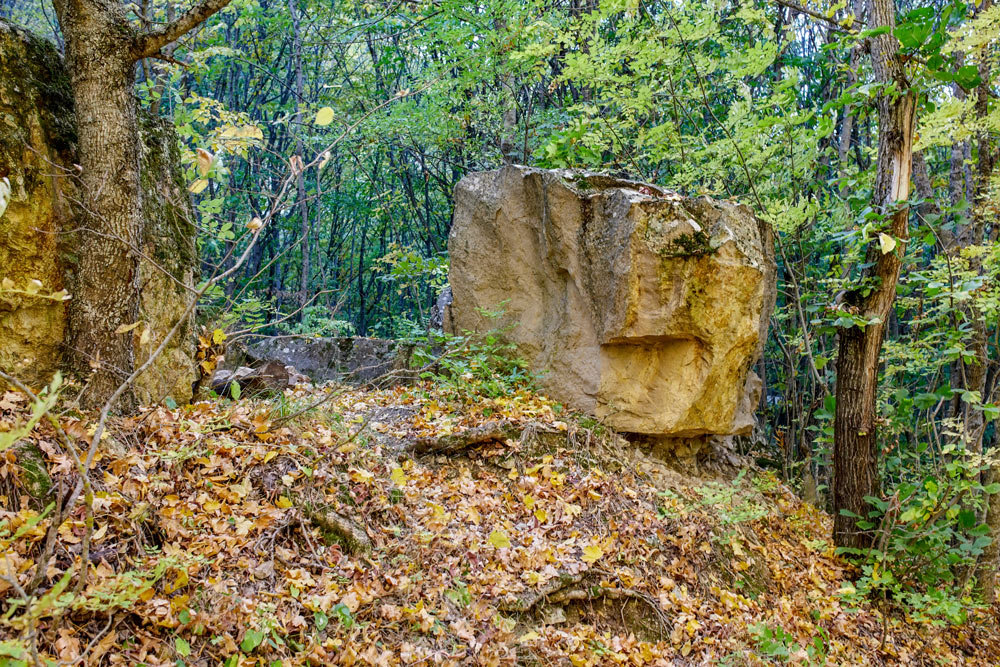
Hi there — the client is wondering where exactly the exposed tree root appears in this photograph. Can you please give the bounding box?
[301,504,372,554]
[406,420,523,454]
[498,572,584,612]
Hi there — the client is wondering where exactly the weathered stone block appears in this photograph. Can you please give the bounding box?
[447,166,776,436]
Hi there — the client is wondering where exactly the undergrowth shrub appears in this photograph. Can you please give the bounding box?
[402,305,534,400]
[837,442,997,625]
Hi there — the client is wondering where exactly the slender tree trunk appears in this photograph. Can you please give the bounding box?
[968,0,998,597]
[837,0,865,188]
[288,0,311,322]
[833,0,915,550]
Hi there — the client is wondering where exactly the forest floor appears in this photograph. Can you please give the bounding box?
[2,379,1000,665]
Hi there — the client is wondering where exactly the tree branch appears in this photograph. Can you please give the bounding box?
[773,0,860,34]
[132,0,233,61]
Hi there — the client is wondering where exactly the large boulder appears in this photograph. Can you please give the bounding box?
[0,22,197,403]
[447,166,776,437]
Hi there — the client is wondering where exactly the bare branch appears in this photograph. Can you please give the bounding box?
[772,0,860,33]
[133,0,233,61]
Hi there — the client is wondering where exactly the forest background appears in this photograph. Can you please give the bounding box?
[2,0,1000,627]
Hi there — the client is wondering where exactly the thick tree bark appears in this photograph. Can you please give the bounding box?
[51,0,232,411]
[55,0,145,411]
[833,0,915,550]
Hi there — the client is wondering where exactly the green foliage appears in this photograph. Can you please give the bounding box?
[278,306,355,337]
[405,307,533,401]
[750,622,828,665]
[838,445,995,625]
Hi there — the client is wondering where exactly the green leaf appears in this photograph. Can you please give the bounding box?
[240,629,264,654]
[314,611,329,631]
[954,65,982,91]
[231,380,241,401]
[894,21,932,49]
[175,638,191,657]
[332,602,354,629]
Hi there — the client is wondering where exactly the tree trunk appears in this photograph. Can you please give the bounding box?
[833,0,915,550]
[288,0,311,322]
[50,0,232,411]
[836,0,865,189]
[55,0,144,411]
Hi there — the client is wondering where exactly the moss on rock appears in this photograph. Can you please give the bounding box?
[0,21,196,404]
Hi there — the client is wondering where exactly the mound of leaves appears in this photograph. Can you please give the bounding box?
[2,381,999,665]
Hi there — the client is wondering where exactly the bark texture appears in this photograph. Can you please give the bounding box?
[54,0,144,410]
[833,0,915,550]
[0,21,197,404]
[48,0,231,411]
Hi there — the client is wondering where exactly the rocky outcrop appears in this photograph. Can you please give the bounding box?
[227,337,413,385]
[447,166,776,437]
[0,22,197,402]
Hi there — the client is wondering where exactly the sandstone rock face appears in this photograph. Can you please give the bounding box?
[447,166,776,436]
[0,22,197,402]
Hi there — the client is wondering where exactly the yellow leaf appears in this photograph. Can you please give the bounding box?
[114,321,141,335]
[189,179,209,194]
[488,528,511,549]
[350,468,375,484]
[195,147,214,176]
[517,631,540,643]
[276,496,293,509]
[247,217,263,232]
[878,232,897,255]
[212,328,226,345]
[164,569,188,594]
[534,508,547,523]
[314,106,334,126]
[390,466,407,487]
[581,544,604,563]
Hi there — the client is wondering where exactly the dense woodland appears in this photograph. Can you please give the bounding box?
[1,0,1000,663]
